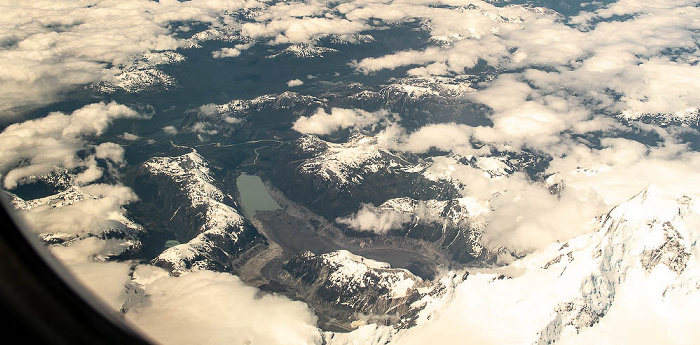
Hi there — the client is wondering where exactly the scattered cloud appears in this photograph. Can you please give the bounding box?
[0,101,140,189]
[163,126,179,135]
[95,142,126,165]
[212,43,253,59]
[324,0,700,258]
[337,203,410,235]
[5,1,700,343]
[480,179,602,255]
[292,108,392,135]
[120,132,141,141]
[49,237,133,311]
[241,17,369,44]
[395,123,473,153]
[547,138,700,207]
[349,0,700,138]
[416,157,603,255]
[212,47,242,58]
[190,122,218,136]
[287,79,304,87]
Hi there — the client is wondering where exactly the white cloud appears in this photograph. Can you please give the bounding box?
[349,0,700,257]
[292,107,391,135]
[395,123,473,153]
[419,156,602,254]
[163,125,178,135]
[190,122,218,135]
[212,43,253,59]
[120,132,140,141]
[350,0,700,125]
[287,79,304,87]
[126,268,322,345]
[354,48,445,74]
[547,138,700,208]
[212,47,242,58]
[337,203,410,235]
[416,130,700,255]
[287,0,700,259]
[198,103,221,116]
[480,180,602,255]
[95,142,126,165]
[0,101,139,189]
[12,181,143,310]
[74,160,104,185]
[5,1,700,343]
[241,17,369,44]
[198,103,242,124]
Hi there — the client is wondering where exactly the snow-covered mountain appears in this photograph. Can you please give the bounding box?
[283,250,422,316]
[619,108,700,128]
[267,43,338,59]
[337,196,491,263]
[536,185,700,344]
[295,134,406,189]
[349,76,477,106]
[138,151,264,275]
[184,91,325,137]
[330,186,700,344]
[322,270,464,345]
[5,1,700,344]
[94,52,184,94]
[281,250,463,332]
[204,91,324,117]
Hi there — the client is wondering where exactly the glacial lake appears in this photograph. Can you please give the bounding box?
[236,173,281,215]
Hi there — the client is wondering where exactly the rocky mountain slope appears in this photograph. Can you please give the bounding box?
[280,250,463,331]
[132,151,264,275]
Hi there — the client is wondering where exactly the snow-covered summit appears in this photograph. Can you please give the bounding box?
[619,108,700,127]
[189,92,324,135]
[318,250,420,299]
[94,51,184,94]
[296,134,406,188]
[349,76,477,109]
[267,43,338,58]
[205,91,323,116]
[282,249,425,328]
[537,185,700,344]
[381,76,476,101]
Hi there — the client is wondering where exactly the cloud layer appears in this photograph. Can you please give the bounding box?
[126,267,321,345]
